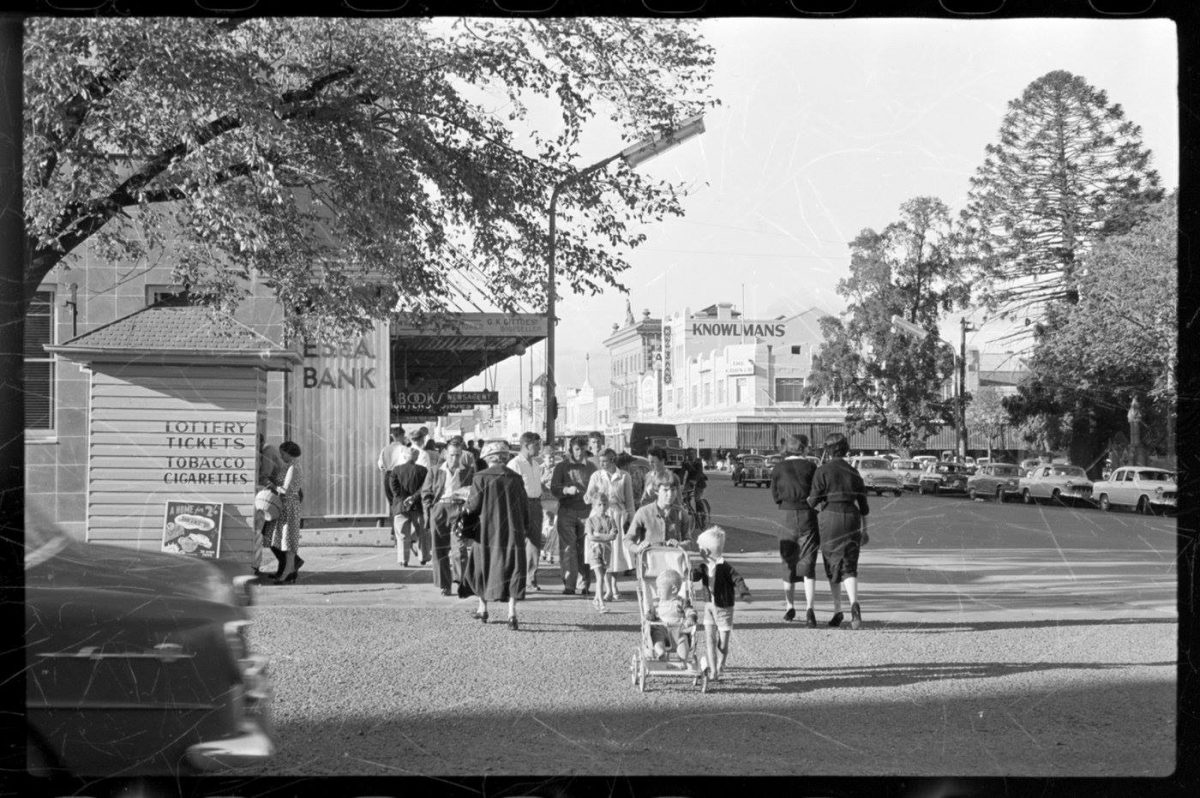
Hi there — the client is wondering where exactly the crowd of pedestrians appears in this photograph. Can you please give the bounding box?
[356,426,713,629]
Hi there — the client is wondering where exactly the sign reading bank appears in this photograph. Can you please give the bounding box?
[689,319,788,338]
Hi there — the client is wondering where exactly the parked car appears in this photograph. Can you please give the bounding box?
[917,461,971,495]
[1019,458,1042,471]
[967,462,1024,502]
[1018,464,1094,506]
[912,455,938,469]
[24,515,276,777]
[890,459,927,491]
[1091,466,1177,514]
[849,456,904,497]
[732,453,771,487]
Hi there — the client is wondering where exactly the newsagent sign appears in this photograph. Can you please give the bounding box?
[393,390,499,415]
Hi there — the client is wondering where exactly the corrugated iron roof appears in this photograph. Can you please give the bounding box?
[53,304,289,354]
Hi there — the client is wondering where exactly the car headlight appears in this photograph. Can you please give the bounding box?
[1155,486,1164,497]
[203,569,236,605]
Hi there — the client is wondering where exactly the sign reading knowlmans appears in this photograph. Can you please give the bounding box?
[689,319,788,338]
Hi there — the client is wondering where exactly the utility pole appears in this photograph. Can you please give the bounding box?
[958,317,976,461]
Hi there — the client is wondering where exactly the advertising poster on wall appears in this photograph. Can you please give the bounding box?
[162,501,224,558]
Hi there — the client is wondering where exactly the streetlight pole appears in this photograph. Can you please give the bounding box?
[958,316,977,461]
[545,115,705,446]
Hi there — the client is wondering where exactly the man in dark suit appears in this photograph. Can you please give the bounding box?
[769,433,821,626]
[389,445,429,567]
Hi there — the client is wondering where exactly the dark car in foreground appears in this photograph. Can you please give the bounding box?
[23,517,276,777]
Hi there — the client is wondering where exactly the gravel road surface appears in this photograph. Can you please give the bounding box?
[239,481,1178,779]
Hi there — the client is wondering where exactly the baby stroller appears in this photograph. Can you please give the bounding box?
[628,541,709,693]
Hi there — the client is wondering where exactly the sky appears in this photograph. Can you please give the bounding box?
[458,18,1179,406]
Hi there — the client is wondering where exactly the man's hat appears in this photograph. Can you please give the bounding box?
[411,426,430,439]
[389,423,402,431]
[480,440,511,460]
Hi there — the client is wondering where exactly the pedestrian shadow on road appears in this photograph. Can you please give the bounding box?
[720,616,1177,632]
[706,659,1176,694]
[257,568,433,586]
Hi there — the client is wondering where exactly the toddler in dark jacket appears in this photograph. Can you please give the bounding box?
[691,526,751,679]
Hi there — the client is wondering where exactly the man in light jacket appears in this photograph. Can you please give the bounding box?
[507,431,546,591]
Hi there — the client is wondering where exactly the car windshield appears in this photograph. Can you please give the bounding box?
[859,459,889,469]
[937,464,959,473]
[994,465,1020,476]
[892,460,916,469]
[1049,466,1087,477]
[1137,470,1175,482]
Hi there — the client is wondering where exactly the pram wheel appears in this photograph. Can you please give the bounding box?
[638,663,646,693]
[629,650,640,686]
[700,672,709,693]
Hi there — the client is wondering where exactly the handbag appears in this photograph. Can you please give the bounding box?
[457,513,480,541]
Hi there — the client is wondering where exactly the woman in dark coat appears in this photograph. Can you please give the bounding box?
[807,432,870,629]
[461,440,530,630]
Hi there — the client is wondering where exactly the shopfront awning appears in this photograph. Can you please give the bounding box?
[389,313,547,393]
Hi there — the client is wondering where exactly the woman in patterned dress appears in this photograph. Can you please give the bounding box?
[271,441,305,583]
[584,448,636,598]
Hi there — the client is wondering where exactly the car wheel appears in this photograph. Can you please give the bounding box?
[1098,494,1111,512]
[1051,488,1062,505]
[894,490,903,497]
[996,487,1005,504]
[968,487,977,501]
[1137,496,1151,515]
[1023,489,1034,504]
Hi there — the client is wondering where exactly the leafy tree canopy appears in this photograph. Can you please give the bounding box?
[962,70,1162,329]
[24,17,716,341]
[804,197,970,453]
[1004,193,1176,465]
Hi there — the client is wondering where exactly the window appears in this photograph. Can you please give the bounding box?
[718,380,727,405]
[691,385,699,407]
[735,377,749,403]
[791,345,802,355]
[703,382,713,406]
[25,290,56,430]
[775,377,805,402]
[146,284,190,306]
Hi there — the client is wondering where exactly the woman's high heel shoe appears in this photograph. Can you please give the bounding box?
[507,617,518,630]
[274,571,297,584]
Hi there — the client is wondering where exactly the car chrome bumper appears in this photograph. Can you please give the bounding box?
[185,718,276,770]
[186,654,276,771]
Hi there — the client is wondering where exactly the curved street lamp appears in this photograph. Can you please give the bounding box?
[545,115,705,446]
